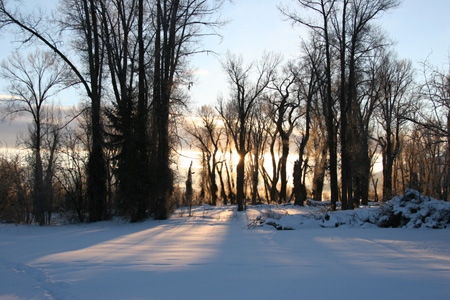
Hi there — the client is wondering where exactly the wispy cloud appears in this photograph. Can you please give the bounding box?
[0,94,14,100]
[0,104,83,147]
[191,69,210,76]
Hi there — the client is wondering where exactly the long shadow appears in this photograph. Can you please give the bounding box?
[3,206,450,299]
[24,206,236,269]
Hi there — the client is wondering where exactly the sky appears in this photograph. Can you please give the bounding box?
[189,0,450,107]
[1,0,450,146]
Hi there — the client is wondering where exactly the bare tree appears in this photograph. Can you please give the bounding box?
[218,53,279,211]
[309,107,328,201]
[260,111,279,204]
[97,0,154,221]
[0,154,30,223]
[151,0,224,219]
[0,0,112,221]
[280,0,339,210]
[267,61,302,204]
[41,106,64,224]
[414,59,450,200]
[57,0,107,221]
[220,131,236,205]
[293,48,322,206]
[55,127,88,223]
[282,0,400,209]
[334,0,400,209]
[249,101,270,205]
[372,51,414,201]
[187,105,223,205]
[0,50,68,225]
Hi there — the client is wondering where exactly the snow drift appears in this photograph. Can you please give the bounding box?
[253,189,450,230]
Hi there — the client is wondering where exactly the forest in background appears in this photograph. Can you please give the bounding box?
[0,0,448,225]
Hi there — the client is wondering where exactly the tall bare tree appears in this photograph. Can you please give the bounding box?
[292,47,322,206]
[282,0,400,209]
[281,0,339,210]
[309,106,328,201]
[267,61,301,204]
[97,0,154,221]
[260,113,280,203]
[414,60,450,200]
[0,0,109,221]
[249,101,270,205]
[334,0,400,209]
[59,0,107,221]
[218,53,279,211]
[152,0,224,219]
[0,50,68,225]
[372,51,414,201]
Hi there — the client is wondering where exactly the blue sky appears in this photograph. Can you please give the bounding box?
[1,0,449,146]
[380,0,450,66]
[1,0,449,106]
[189,0,450,106]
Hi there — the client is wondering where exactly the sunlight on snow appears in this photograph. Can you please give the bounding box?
[373,239,450,263]
[32,220,230,279]
[315,237,450,277]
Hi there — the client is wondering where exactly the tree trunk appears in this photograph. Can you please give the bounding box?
[340,114,350,210]
[360,140,371,206]
[251,152,260,205]
[44,131,58,225]
[339,0,349,211]
[322,9,338,211]
[279,137,289,204]
[225,161,235,205]
[236,152,245,211]
[33,150,45,225]
[217,163,228,205]
[326,118,338,209]
[382,152,394,201]
[293,161,306,206]
[85,0,107,222]
[87,97,107,222]
[134,0,151,221]
[269,137,279,203]
[152,0,169,220]
[208,157,218,206]
[312,148,326,201]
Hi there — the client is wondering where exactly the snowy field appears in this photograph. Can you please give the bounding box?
[1,198,450,300]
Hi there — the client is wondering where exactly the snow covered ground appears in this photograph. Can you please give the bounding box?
[1,198,450,300]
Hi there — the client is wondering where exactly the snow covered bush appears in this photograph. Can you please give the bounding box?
[376,189,450,229]
[245,190,449,230]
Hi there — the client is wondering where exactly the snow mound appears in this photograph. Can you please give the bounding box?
[376,189,450,229]
[247,189,450,230]
[246,207,294,230]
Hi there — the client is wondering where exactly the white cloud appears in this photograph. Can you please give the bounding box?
[191,69,210,76]
[0,94,14,100]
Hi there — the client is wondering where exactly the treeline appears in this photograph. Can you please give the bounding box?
[0,0,449,225]
[185,0,450,212]
[0,0,224,224]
